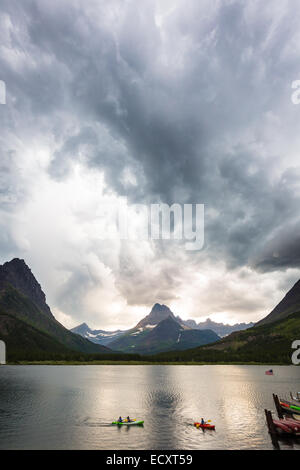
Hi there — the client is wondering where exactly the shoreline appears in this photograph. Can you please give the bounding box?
[5,360,293,366]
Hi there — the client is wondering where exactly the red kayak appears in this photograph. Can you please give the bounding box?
[194,422,215,430]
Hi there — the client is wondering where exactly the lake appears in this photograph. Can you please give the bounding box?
[0,365,299,450]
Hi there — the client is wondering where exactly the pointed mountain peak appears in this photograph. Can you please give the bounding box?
[0,258,53,318]
[77,322,90,330]
[151,303,172,313]
[135,303,177,329]
[2,258,35,278]
[71,322,91,335]
[153,303,162,309]
[3,258,31,273]
[5,257,26,265]
[78,322,89,328]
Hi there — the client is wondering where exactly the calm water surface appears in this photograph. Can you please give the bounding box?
[0,365,299,450]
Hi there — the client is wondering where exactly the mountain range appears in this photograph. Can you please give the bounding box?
[72,304,254,348]
[72,277,300,362]
[1,257,299,363]
[177,317,254,337]
[72,303,220,354]
[72,279,300,361]
[0,258,110,359]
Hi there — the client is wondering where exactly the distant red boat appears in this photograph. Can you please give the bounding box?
[265,369,274,375]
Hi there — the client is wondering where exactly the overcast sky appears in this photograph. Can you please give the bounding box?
[1,0,300,330]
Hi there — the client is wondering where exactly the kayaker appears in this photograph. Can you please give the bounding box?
[118,416,123,423]
[127,416,132,423]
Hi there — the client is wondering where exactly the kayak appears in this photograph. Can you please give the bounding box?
[194,422,215,430]
[280,405,300,416]
[112,420,144,426]
[280,399,300,413]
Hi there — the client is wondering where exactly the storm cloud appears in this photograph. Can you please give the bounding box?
[1,0,300,328]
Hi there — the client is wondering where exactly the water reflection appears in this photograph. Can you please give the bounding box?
[0,365,299,449]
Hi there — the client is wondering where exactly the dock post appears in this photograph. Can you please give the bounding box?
[265,409,276,435]
[273,393,283,419]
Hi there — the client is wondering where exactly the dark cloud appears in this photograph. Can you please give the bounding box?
[1,0,300,325]
[252,221,300,272]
